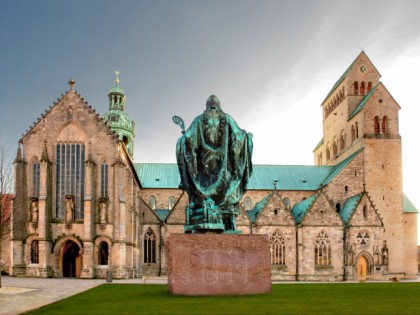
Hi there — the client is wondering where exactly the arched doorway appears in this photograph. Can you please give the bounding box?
[357,255,369,279]
[61,241,81,278]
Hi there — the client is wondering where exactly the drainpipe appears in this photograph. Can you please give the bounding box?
[158,222,163,277]
[295,224,299,281]
[343,225,347,281]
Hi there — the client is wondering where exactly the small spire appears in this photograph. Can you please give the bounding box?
[68,78,75,91]
[115,70,120,85]
[14,143,22,162]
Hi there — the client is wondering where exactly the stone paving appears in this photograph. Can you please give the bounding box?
[0,276,143,315]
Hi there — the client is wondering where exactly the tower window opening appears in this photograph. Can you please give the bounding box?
[353,82,359,95]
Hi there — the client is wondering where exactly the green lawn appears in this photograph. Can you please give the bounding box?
[25,283,420,315]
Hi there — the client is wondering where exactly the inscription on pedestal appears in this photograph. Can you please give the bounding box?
[167,234,271,295]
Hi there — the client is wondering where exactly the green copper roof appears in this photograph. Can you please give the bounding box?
[320,148,363,186]
[339,193,362,223]
[313,138,324,152]
[403,194,418,213]
[246,192,273,223]
[291,193,319,224]
[348,83,379,120]
[134,163,335,190]
[154,209,171,221]
[109,84,125,95]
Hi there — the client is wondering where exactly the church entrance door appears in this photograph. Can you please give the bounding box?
[357,255,368,279]
[62,241,81,278]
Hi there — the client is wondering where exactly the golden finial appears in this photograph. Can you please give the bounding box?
[115,70,120,85]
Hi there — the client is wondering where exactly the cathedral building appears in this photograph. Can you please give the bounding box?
[8,52,418,280]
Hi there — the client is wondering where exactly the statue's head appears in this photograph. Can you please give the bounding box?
[205,95,223,112]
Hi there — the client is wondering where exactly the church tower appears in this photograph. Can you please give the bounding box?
[104,71,135,158]
[313,52,417,275]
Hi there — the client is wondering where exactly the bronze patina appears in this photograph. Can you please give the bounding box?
[174,95,253,233]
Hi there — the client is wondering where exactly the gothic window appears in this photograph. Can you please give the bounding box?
[33,160,40,197]
[360,82,366,95]
[98,242,109,265]
[270,231,286,265]
[31,240,39,264]
[374,116,380,134]
[367,82,373,93]
[149,196,156,209]
[382,116,388,134]
[168,196,176,209]
[314,231,331,266]
[101,161,108,198]
[55,143,85,219]
[244,197,252,211]
[353,82,359,95]
[356,231,370,245]
[144,228,156,264]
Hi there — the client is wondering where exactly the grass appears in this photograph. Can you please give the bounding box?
[25,283,420,315]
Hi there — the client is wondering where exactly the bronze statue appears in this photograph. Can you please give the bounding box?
[174,95,253,233]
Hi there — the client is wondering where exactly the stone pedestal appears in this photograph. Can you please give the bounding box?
[166,234,271,296]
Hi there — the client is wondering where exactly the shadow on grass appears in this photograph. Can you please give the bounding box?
[25,283,420,315]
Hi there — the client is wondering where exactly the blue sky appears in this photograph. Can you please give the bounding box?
[1,0,419,242]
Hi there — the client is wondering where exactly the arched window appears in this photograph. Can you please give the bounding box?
[351,125,355,143]
[355,122,359,138]
[326,144,331,161]
[335,203,341,213]
[55,143,85,219]
[98,242,109,265]
[367,82,372,93]
[31,240,39,264]
[360,82,365,95]
[353,82,359,95]
[363,204,368,218]
[33,160,40,197]
[101,161,108,198]
[168,196,176,209]
[269,231,286,265]
[144,228,156,264]
[382,116,388,134]
[244,197,252,211]
[332,139,338,156]
[314,231,331,266]
[374,116,380,134]
[340,131,346,151]
[148,196,156,209]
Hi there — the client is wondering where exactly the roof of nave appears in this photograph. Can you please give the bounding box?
[19,80,118,143]
[134,149,363,191]
[321,51,381,105]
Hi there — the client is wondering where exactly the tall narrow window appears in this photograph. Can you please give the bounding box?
[99,242,109,265]
[355,122,359,138]
[360,82,365,95]
[367,82,372,93]
[244,197,252,211]
[363,205,368,218]
[351,125,355,143]
[270,231,286,265]
[149,196,156,209]
[55,143,85,219]
[332,141,338,156]
[314,231,331,266]
[31,240,39,264]
[144,228,156,264]
[340,131,346,151]
[353,82,359,95]
[374,116,380,134]
[101,161,108,198]
[326,146,330,161]
[382,116,388,134]
[33,161,40,197]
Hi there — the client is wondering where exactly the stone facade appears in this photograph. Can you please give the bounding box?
[7,52,418,280]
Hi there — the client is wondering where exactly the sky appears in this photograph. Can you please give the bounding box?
[0,0,419,243]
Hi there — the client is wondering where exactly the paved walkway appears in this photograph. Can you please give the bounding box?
[0,276,146,315]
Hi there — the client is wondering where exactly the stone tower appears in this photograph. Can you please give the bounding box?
[313,51,417,275]
[104,71,135,158]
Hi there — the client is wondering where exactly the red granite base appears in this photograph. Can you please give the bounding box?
[166,234,271,295]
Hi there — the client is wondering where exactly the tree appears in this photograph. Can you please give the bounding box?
[0,137,13,288]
